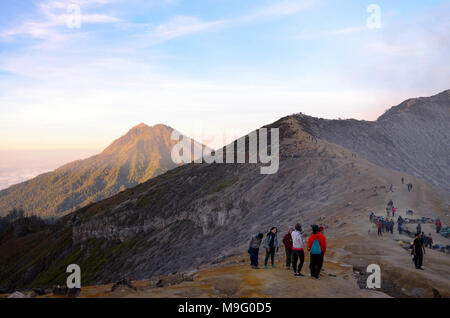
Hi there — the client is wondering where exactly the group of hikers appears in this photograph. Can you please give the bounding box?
[368,194,440,271]
[375,216,395,235]
[248,224,326,279]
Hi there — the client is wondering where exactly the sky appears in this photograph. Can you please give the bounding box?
[0,0,449,157]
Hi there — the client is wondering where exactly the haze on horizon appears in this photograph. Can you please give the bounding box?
[0,0,449,188]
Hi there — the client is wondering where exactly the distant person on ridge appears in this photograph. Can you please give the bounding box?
[291,223,306,277]
[307,225,327,279]
[264,227,279,269]
[413,233,425,270]
[248,233,264,269]
[283,227,294,270]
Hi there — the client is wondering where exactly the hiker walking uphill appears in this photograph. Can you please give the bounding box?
[291,223,306,277]
[264,227,279,269]
[307,225,327,279]
[248,233,263,269]
[283,227,294,270]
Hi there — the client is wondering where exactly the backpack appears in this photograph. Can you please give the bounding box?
[310,239,322,255]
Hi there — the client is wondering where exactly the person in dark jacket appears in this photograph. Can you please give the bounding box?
[397,216,404,234]
[264,227,279,269]
[248,233,263,269]
[283,227,294,269]
[413,233,425,270]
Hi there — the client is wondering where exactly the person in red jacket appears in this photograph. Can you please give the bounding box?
[307,225,327,279]
[436,219,442,233]
[283,227,294,269]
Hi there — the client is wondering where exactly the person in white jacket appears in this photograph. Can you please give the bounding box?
[291,223,306,277]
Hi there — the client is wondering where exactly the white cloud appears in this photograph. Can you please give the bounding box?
[239,0,317,22]
[295,25,366,39]
[154,16,225,41]
[0,0,120,41]
[147,0,316,43]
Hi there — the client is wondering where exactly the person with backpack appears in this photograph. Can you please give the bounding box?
[307,225,327,279]
[291,223,306,277]
[377,219,382,236]
[282,227,294,270]
[248,233,264,269]
[264,227,279,269]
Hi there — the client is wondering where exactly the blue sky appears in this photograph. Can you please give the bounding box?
[0,0,449,151]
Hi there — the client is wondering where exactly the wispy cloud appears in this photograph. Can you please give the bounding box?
[148,0,317,43]
[239,0,317,22]
[295,25,366,39]
[0,0,120,41]
[154,16,225,41]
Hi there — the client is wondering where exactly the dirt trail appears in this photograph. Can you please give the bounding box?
[32,255,387,298]
[330,172,450,298]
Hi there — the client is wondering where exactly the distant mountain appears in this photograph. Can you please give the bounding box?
[0,124,206,217]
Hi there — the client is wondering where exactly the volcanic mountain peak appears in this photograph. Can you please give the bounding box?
[0,123,204,217]
[102,123,175,155]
